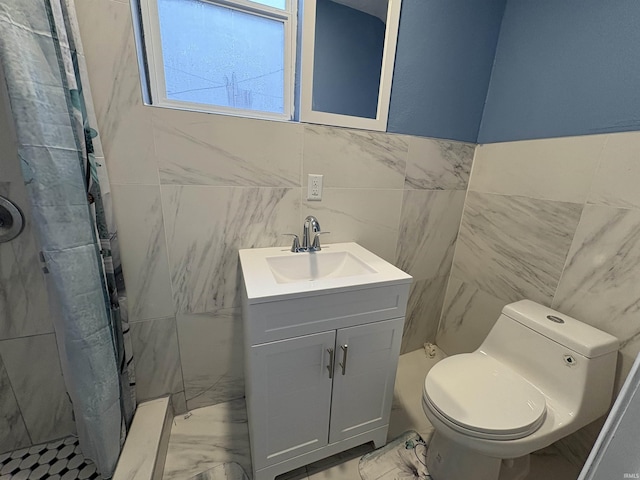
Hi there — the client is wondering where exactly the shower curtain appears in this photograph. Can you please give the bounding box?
[0,0,135,477]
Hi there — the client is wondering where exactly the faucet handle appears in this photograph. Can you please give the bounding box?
[311,231,330,250]
[281,233,301,252]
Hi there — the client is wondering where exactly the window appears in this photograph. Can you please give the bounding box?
[136,0,402,130]
[299,0,400,131]
[139,0,296,120]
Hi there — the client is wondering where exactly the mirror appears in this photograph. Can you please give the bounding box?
[299,0,401,131]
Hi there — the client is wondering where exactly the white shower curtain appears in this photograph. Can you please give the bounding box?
[0,0,135,476]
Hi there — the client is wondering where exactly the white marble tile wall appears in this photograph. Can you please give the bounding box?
[451,192,582,305]
[74,0,157,186]
[404,137,474,190]
[401,276,449,354]
[470,136,604,203]
[75,0,475,412]
[0,335,76,446]
[176,311,244,411]
[394,189,467,353]
[437,130,640,467]
[0,355,30,453]
[302,125,408,189]
[0,183,53,341]
[130,317,184,402]
[110,184,174,322]
[153,108,303,187]
[301,188,403,263]
[161,185,301,313]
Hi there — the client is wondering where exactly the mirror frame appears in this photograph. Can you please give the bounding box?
[299,0,402,132]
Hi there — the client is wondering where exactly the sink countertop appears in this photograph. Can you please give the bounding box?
[239,242,412,304]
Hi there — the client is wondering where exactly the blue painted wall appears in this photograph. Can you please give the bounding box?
[313,0,385,119]
[387,0,506,143]
[479,0,640,144]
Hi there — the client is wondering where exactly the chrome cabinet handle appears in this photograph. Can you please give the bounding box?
[327,348,335,379]
[339,344,348,375]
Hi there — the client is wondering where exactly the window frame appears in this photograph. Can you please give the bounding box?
[299,0,402,132]
[138,0,297,121]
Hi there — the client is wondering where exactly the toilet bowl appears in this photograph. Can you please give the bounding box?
[422,300,619,480]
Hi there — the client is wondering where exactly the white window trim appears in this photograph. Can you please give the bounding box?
[138,0,297,121]
[299,0,401,132]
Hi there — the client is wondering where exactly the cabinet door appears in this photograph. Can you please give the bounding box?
[329,317,404,444]
[250,330,336,468]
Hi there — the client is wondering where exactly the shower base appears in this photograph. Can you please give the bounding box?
[0,436,102,480]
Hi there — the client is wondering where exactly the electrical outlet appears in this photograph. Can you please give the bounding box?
[307,174,323,201]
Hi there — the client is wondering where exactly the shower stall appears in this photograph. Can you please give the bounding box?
[0,0,136,477]
[0,72,78,456]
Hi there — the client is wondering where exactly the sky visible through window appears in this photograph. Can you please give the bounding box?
[252,0,286,9]
[158,0,286,113]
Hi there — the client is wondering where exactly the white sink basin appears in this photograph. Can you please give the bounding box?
[266,250,377,284]
[239,242,412,303]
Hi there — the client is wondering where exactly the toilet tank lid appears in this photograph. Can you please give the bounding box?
[502,300,619,358]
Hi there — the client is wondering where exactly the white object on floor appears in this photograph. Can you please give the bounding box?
[422,300,619,480]
[424,343,437,359]
[359,431,428,480]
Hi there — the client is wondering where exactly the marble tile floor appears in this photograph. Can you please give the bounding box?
[162,348,582,480]
[0,437,101,480]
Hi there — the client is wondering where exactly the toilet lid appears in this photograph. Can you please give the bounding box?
[424,353,546,439]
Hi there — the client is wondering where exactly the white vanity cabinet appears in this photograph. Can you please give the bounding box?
[328,319,404,444]
[249,318,404,470]
[239,243,412,480]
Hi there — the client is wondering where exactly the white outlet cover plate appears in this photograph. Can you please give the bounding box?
[307,174,323,201]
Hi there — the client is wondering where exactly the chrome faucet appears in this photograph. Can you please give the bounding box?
[283,215,329,252]
[302,215,321,250]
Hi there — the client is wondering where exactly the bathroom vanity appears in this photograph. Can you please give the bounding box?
[239,243,412,480]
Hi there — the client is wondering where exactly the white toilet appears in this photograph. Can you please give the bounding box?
[422,300,619,480]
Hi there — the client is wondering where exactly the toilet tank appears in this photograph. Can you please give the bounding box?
[479,300,619,423]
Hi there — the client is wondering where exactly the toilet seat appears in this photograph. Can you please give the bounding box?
[423,353,547,441]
